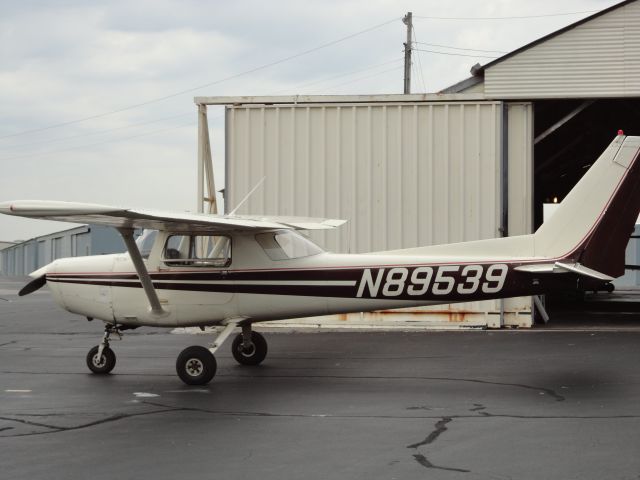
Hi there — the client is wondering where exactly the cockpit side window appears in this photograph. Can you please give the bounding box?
[255,230,323,261]
[163,235,231,267]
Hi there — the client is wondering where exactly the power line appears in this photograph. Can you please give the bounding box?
[0,120,197,162]
[413,48,498,59]
[414,41,506,54]
[1,62,400,161]
[412,61,427,94]
[412,29,427,93]
[2,60,406,158]
[0,18,399,141]
[318,65,404,93]
[414,10,597,20]
[3,60,404,153]
[287,58,404,92]
[0,112,193,152]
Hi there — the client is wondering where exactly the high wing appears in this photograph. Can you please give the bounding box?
[0,200,346,232]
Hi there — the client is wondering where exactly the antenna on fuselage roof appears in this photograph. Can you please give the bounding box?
[228,177,266,216]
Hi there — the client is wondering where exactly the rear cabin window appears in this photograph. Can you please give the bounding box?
[255,230,323,261]
[163,235,231,267]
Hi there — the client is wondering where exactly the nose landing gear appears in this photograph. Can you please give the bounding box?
[86,324,121,374]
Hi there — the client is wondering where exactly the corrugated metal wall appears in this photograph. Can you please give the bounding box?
[0,226,125,276]
[227,103,503,251]
[485,1,640,99]
[226,101,534,327]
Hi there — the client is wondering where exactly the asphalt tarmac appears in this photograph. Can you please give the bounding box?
[1,277,640,480]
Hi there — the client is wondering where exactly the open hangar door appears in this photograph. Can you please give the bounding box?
[533,97,640,317]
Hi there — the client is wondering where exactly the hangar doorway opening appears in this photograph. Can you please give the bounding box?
[534,98,640,228]
[532,98,640,316]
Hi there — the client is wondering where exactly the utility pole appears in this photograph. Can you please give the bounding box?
[403,11,413,94]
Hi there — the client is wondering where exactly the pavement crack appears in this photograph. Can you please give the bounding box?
[265,374,565,402]
[0,340,17,348]
[0,408,177,437]
[137,400,640,421]
[407,417,470,473]
[0,416,63,430]
[0,371,567,401]
[220,373,566,402]
[407,417,452,449]
[2,404,639,439]
[412,454,470,473]
[426,378,564,402]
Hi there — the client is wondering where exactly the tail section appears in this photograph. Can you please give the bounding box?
[534,135,640,278]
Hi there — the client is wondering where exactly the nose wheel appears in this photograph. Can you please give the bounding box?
[86,324,120,374]
[86,345,116,374]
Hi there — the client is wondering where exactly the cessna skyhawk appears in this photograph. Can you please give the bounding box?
[1,134,639,385]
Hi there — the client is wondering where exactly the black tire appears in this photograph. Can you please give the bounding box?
[176,346,217,385]
[231,331,267,366]
[86,345,116,374]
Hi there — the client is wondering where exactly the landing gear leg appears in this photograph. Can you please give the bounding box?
[86,324,120,374]
[231,324,268,366]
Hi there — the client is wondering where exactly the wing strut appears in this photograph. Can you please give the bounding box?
[117,228,166,316]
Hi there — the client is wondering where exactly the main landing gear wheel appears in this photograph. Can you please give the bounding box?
[86,345,116,374]
[176,346,217,385]
[232,331,268,366]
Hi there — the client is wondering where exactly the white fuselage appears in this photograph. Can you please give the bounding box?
[42,229,538,328]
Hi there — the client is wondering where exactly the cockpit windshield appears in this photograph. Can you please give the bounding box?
[135,230,158,259]
[255,230,324,261]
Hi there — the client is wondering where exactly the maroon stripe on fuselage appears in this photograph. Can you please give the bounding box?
[45,263,587,301]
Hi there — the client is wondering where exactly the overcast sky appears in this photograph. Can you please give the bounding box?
[0,0,621,241]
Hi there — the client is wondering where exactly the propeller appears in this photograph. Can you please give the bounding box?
[18,275,46,296]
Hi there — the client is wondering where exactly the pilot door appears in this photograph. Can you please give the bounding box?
[112,232,235,326]
[154,233,235,324]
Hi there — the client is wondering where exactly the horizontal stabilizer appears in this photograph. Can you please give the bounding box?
[515,262,614,282]
[513,264,556,274]
[554,262,615,282]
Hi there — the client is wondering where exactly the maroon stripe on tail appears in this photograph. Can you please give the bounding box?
[577,149,640,278]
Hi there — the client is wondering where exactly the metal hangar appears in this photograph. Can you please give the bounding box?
[194,0,639,329]
[0,225,126,276]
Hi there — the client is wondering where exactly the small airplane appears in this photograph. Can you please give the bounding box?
[1,134,639,385]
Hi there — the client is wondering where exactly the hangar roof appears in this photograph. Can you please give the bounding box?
[194,93,486,105]
[444,0,640,99]
[477,0,636,74]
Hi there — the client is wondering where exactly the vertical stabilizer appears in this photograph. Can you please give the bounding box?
[534,135,640,277]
